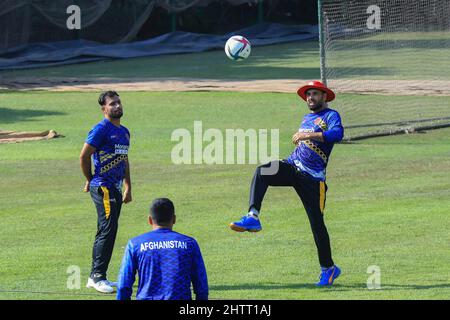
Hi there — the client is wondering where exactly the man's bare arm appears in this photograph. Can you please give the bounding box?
[122,158,132,203]
[80,143,96,192]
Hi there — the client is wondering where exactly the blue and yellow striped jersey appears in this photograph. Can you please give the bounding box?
[286,108,344,181]
[85,118,130,188]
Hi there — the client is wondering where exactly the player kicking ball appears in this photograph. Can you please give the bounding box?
[229,81,343,287]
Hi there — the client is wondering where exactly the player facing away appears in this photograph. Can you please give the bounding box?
[229,81,343,286]
[117,198,209,300]
[80,91,132,294]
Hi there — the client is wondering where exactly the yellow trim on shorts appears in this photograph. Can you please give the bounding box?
[319,181,326,214]
[100,186,111,220]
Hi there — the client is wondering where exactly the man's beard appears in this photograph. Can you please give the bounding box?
[109,110,123,119]
[308,101,324,111]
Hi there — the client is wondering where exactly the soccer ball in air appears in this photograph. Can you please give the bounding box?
[225,35,251,61]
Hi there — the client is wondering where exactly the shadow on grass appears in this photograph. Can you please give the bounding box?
[0,107,65,124]
[2,283,448,298]
[333,39,450,51]
[0,283,139,298]
[211,282,450,292]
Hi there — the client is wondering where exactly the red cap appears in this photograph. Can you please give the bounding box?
[297,81,335,102]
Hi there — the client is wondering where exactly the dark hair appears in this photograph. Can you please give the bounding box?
[150,198,175,225]
[98,91,119,106]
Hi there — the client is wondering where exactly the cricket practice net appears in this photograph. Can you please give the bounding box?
[319,0,450,141]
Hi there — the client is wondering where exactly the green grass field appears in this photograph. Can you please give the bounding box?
[1,33,450,299]
[1,90,449,300]
[2,32,450,81]
[3,36,449,138]
[0,41,320,80]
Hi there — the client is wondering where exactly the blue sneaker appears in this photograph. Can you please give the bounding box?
[316,265,341,287]
[229,215,262,232]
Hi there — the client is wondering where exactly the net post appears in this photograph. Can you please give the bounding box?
[318,0,327,85]
[258,0,264,24]
[171,12,177,32]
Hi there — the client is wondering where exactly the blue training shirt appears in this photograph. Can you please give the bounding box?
[286,108,344,181]
[85,118,130,189]
[117,228,209,300]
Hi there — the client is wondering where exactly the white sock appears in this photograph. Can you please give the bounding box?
[248,207,259,218]
[321,265,334,271]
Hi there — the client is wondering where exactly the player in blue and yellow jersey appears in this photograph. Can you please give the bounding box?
[117,198,208,300]
[80,91,132,294]
[230,81,343,286]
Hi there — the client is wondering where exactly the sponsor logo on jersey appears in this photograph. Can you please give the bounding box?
[314,118,328,131]
[115,144,129,155]
[299,128,315,133]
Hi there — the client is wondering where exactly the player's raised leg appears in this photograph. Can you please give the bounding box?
[229,160,297,232]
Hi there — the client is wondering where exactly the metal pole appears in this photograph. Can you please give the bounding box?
[171,12,177,32]
[318,0,327,85]
[258,0,264,24]
[169,0,176,32]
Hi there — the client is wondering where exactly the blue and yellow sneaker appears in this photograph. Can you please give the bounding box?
[229,215,262,232]
[316,265,341,287]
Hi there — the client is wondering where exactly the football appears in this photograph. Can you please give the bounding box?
[224,35,251,61]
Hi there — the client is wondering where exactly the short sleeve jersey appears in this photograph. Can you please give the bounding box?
[85,118,130,188]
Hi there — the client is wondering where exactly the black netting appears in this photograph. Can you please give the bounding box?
[0,0,318,50]
[320,0,450,140]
